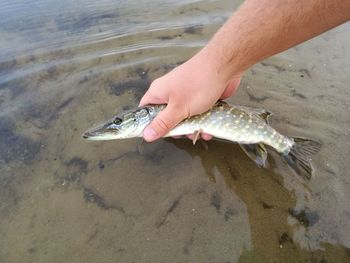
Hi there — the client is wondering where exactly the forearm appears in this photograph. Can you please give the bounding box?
[200,0,350,78]
[140,0,350,141]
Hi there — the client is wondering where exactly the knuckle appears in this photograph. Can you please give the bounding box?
[150,78,162,88]
[171,102,190,118]
[181,105,191,119]
[153,117,170,132]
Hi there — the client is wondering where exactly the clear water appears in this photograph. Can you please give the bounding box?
[0,0,350,262]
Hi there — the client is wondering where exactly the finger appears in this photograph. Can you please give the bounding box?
[220,77,241,99]
[139,79,167,107]
[188,132,212,141]
[143,103,188,142]
[186,134,197,140]
[139,91,165,107]
[201,133,213,141]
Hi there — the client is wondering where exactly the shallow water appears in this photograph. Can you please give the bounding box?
[0,0,350,262]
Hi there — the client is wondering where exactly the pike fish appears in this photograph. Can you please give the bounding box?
[83,101,321,180]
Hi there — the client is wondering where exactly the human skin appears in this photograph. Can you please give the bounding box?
[140,0,350,142]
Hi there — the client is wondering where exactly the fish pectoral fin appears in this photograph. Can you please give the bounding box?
[192,129,203,145]
[239,143,268,167]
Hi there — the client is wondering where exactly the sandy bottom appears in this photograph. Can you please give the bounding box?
[0,0,350,262]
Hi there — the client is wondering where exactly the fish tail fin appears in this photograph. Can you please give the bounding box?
[283,137,322,180]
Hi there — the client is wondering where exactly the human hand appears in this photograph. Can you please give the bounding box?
[139,50,242,142]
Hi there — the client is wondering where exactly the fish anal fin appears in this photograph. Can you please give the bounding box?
[239,143,268,167]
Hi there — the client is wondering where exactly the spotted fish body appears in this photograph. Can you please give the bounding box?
[83,101,320,180]
[165,102,294,155]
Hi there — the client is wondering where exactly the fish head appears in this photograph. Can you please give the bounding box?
[82,106,161,140]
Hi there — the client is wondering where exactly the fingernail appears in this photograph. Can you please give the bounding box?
[143,127,158,141]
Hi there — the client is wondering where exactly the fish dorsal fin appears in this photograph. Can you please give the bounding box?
[239,143,268,167]
[249,109,272,124]
[234,105,272,124]
[215,100,228,107]
[257,110,272,124]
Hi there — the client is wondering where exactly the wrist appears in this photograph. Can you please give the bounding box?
[194,38,247,85]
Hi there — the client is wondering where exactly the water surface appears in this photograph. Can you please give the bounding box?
[0,0,350,262]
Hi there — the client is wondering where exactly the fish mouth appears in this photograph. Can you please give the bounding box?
[82,130,104,140]
[81,124,107,140]
[82,122,117,140]
[82,131,97,139]
[82,130,118,141]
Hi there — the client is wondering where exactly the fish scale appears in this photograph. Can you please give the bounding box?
[83,101,321,180]
[167,102,293,154]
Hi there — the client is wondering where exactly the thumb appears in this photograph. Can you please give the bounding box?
[143,103,188,142]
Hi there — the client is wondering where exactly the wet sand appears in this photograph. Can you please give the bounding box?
[0,0,350,262]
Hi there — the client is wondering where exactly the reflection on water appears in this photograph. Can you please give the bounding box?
[0,0,350,262]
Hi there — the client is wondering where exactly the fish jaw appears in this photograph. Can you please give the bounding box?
[82,120,144,141]
[82,132,122,141]
[82,121,114,140]
[82,127,144,140]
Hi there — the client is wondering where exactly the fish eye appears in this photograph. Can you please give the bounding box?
[113,117,122,125]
